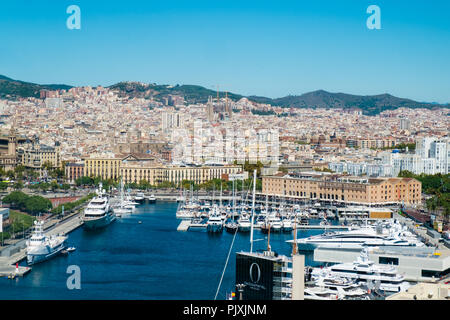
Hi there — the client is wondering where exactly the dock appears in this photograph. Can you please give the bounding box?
[0,211,84,278]
[177,220,191,231]
[176,220,354,232]
[296,225,357,230]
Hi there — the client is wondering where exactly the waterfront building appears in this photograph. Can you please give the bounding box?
[18,142,61,170]
[262,172,422,205]
[83,156,122,180]
[120,163,241,185]
[83,153,241,185]
[64,162,85,183]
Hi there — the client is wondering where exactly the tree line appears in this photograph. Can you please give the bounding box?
[398,170,449,219]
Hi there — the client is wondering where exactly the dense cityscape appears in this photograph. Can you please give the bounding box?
[0,0,449,308]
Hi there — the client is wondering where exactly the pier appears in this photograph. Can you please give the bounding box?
[176,220,191,231]
[0,211,84,278]
[176,220,355,232]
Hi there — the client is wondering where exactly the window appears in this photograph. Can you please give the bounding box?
[379,257,398,265]
[421,269,449,278]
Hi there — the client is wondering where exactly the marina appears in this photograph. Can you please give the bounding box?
[0,201,318,299]
[0,180,448,299]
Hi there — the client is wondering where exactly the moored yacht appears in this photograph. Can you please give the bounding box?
[291,219,424,251]
[82,183,116,230]
[207,208,224,233]
[281,218,293,233]
[311,248,411,292]
[237,213,252,232]
[147,194,156,203]
[261,214,282,233]
[133,192,145,203]
[26,220,67,265]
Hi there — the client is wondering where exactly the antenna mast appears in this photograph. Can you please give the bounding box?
[250,169,257,253]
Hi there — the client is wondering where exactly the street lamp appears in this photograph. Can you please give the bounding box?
[235,284,246,301]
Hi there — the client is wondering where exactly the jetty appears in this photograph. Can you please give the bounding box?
[176,220,354,232]
[0,211,84,278]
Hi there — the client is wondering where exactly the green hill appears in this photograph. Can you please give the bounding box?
[0,74,447,115]
[0,75,72,99]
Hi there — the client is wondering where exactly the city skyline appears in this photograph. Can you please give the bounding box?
[0,1,449,103]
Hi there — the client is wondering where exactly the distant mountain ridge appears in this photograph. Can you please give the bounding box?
[0,74,448,115]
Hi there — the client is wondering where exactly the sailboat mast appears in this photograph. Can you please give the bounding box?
[292,212,298,256]
[250,169,256,253]
[220,183,222,208]
[232,179,235,221]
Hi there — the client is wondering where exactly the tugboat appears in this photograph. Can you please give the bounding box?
[26,220,67,265]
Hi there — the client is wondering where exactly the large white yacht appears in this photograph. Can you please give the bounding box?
[311,248,411,292]
[82,183,116,230]
[26,220,67,265]
[291,220,424,250]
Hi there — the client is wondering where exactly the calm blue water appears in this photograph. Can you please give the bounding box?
[0,202,330,300]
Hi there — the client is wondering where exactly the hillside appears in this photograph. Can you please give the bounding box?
[0,74,447,115]
[269,90,443,115]
[0,75,72,99]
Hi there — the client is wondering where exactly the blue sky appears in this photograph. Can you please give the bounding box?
[0,0,449,103]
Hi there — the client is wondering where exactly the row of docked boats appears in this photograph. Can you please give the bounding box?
[182,202,313,234]
[303,248,411,300]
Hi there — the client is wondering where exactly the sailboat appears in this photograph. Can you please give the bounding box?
[225,179,238,233]
[113,178,134,217]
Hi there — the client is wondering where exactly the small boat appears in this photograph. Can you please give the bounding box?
[147,194,156,203]
[134,192,145,203]
[237,214,252,232]
[282,219,294,233]
[225,221,239,233]
[66,247,76,252]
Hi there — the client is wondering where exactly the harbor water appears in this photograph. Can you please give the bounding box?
[0,202,331,300]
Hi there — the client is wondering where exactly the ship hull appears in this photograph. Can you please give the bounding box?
[27,242,66,265]
[207,224,223,233]
[83,213,116,230]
